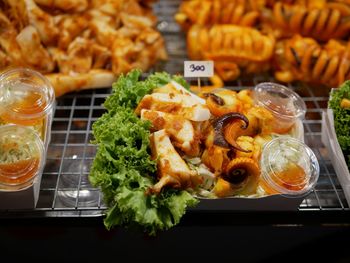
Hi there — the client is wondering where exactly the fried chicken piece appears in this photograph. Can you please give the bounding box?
[0,48,12,69]
[1,0,29,32]
[89,10,119,48]
[91,43,111,69]
[54,14,89,49]
[46,69,116,97]
[111,28,167,74]
[0,11,23,66]
[24,0,59,45]
[64,37,93,73]
[16,25,55,73]
[120,12,154,29]
[51,36,111,75]
[33,0,88,12]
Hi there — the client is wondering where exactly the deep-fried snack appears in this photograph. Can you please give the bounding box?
[187,24,275,81]
[175,0,265,30]
[274,34,350,87]
[0,0,167,97]
[46,69,116,97]
[265,0,350,8]
[267,2,350,41]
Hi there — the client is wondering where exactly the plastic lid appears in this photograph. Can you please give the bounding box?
[0,68,55,122]
[0,125,45,189]
[260,136,319,197]
[254,82,306,121]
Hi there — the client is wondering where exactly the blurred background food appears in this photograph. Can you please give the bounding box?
[0,0,167,97]
[3,0,350,96]
[176,0,350,88]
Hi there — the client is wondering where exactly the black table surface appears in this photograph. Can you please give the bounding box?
[1,212,349,262]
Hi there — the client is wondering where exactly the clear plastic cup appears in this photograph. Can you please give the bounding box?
[0,125,45,191]
[254,82,306,134]
[0,68,55,147]
[259,136,319,197]
[58,173,99,207]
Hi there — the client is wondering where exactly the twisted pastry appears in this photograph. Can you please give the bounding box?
[175,0,265,30]
[274,34,350,87]
[187,25,275,81]
[271,2,350,41]
[266,0,350,8]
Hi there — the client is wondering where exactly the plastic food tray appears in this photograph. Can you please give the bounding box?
[322,109,350,206]
[0,0,349,217]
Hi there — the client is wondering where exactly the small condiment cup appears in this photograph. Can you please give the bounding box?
[0,125,45,191]
[259,136,319,197]
[0,68,55,146]
[254,82,306,134]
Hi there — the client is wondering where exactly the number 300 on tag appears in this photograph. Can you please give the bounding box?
[184,61,214,78]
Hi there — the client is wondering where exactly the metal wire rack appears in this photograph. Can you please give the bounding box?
[0,0,349,218]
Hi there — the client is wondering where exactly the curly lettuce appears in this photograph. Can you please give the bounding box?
[89,69,198,235]
[329,80,350,169]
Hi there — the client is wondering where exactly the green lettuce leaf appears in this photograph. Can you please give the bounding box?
[103,70,189,111]
[89,69,198,235]
[329,80,350,169]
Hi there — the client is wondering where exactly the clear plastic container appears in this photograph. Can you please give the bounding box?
[0,125,45,191]
[259,136,319,197]
[254,82,306,134]
[0,68,55,148]
[58,173,100,207]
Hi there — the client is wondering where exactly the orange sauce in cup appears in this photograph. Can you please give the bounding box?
[260,163,307,195]
[264,102,296,134]
[0,158,40,186]
[0,91,46,126]
[0,125,44,190]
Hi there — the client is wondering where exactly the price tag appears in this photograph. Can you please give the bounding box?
[184,61,214,78]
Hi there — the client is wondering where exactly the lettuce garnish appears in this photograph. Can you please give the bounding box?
[89,69,198,235]
[329,80,350,169]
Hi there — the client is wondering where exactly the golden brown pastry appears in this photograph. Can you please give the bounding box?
[175,0,265,30]
[274,34,350,87]
[187,24,275,81]
[265,1,350,41]
[265,0,350,8]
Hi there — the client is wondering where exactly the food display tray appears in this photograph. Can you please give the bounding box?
[0,0,349,218]
[322,109,350,207]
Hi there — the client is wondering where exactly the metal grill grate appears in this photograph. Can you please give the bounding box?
[0,0,349,217]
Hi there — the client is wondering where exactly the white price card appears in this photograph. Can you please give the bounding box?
[184,61,214,78]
